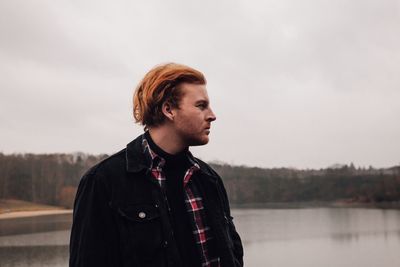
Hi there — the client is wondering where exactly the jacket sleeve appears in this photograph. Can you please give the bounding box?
[217,176,244,267]
[69,170,122,267]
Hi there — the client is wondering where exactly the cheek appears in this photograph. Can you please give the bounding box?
[177,113,202,133]
[180,118,197,131]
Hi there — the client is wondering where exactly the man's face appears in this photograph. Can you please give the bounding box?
[171,83,216,146]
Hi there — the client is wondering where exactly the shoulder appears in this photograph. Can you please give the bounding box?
[194,158,233,212]
[80,149,126,184]
[194,157,227,188]
[76,149,127,199]
[194,157,220,178]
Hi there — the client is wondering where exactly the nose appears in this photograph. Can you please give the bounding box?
[207,107,216,122]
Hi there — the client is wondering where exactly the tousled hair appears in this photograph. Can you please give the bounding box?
[133,63,206,128]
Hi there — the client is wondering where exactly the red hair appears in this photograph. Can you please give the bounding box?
[133,63,206,128]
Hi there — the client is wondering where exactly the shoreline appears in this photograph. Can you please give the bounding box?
[231,201,400,210]
[0,209,73,220]
[1,201,399,220]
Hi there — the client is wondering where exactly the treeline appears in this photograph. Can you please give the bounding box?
[0,153,107,208]
[0,153,399,208]
[210,163,400,204]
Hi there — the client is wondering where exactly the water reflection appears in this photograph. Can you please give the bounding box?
[233,208,400,244]
[0,230,70,247]
[1,208,400,267]
[0,245,68,267]
[233,208,400,267]
[0,214,71,236]
[0,215,71,267]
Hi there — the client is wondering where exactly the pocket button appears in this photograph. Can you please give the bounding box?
[138,211,146,219]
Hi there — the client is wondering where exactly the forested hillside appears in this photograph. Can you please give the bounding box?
[0,153,107,208]
[1,153,399,208]
[210,163,400,205]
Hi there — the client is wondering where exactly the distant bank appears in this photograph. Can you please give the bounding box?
[232,200,400,210]
[0,199,72,220]
[0,209,72,220]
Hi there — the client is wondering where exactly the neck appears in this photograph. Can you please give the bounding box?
[147,126,187,155]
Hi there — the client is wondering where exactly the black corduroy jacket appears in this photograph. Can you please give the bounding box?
[69,134,244,267]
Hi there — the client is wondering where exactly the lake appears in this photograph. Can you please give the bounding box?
[1,207,399,266]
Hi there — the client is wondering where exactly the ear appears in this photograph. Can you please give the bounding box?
[161,102,175,121]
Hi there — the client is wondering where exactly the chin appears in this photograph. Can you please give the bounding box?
[188,136,209,146]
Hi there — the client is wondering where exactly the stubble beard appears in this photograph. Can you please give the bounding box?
[179,130,209,147]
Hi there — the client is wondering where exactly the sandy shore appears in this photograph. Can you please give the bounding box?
[0,209,73,220]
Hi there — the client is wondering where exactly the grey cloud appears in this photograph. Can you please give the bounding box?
[1,0,399,168]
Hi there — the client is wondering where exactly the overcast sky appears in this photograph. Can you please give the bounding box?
[1,0,399,169]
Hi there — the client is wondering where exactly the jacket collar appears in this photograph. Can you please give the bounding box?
[125,134,148,173]
[125,133,217,179]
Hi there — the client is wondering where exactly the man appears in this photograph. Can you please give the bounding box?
[69,63,244,267]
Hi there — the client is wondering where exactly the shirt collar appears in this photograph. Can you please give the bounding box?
[126,134,213,178]
[142,134,200,171]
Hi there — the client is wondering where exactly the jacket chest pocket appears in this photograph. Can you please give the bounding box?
[114,203,164,261]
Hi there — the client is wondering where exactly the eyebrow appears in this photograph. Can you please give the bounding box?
[195,100,209,105]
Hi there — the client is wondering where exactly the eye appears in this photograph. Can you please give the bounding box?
[197,103,207,109]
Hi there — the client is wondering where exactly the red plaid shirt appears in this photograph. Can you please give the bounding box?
[142,137,220,267]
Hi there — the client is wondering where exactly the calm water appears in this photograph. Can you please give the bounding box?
[1,208,400,267]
